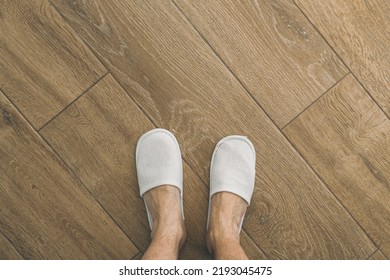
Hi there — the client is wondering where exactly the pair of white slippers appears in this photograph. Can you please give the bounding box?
[136,128,256,232]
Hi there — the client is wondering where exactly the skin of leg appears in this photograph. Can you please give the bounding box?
[207,192,249,260]
[141,185,186,260]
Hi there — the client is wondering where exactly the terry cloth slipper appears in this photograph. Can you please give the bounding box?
[136,128,184,230]
[207,135,256,231]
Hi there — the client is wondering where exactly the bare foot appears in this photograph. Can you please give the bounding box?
[207,192,248,260]
[141,185,186,259]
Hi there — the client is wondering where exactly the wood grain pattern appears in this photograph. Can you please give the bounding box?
[0,90,138,259]
[51,0,375,258]
[369,250,387,260]
[0,0,106,129]
[295,0,390,118]
[0,233,22,260]
[284,74,390,258]
[174,0,348,127]
[41,74,267,260]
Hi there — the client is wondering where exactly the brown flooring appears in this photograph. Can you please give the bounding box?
[0,0,389,259]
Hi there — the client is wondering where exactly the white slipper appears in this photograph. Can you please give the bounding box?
[136,128,184,230]
[207,135,256,231]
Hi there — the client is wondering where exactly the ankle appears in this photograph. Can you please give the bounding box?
[207,228,240,254]
[143,227,186,260]
[152,220,186,247]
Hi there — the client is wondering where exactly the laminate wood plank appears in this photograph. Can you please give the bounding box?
[51,0,375,258]
[0,0,106,129]
[369,250,387,260]
[174,0,347,128]
[284,74,390,258]
[295,0,390,118]
[0,90,137,259]
[41,74,267,260]
[0,233,23,260]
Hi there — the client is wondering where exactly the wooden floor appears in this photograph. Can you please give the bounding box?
[0,0,389,260]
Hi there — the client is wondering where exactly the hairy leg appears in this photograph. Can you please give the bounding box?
[207,192,248,260]
[142,185,186,260]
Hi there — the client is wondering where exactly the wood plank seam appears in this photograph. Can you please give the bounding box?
[367,249,380,260]
[281,78,381,257]
[38,72,109,132]
[131,252,143,260]
[368,249,387,260]
[238,225,271,259]
[1,90,140,258]
[292,0,390,121]
[281,71,350,130]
